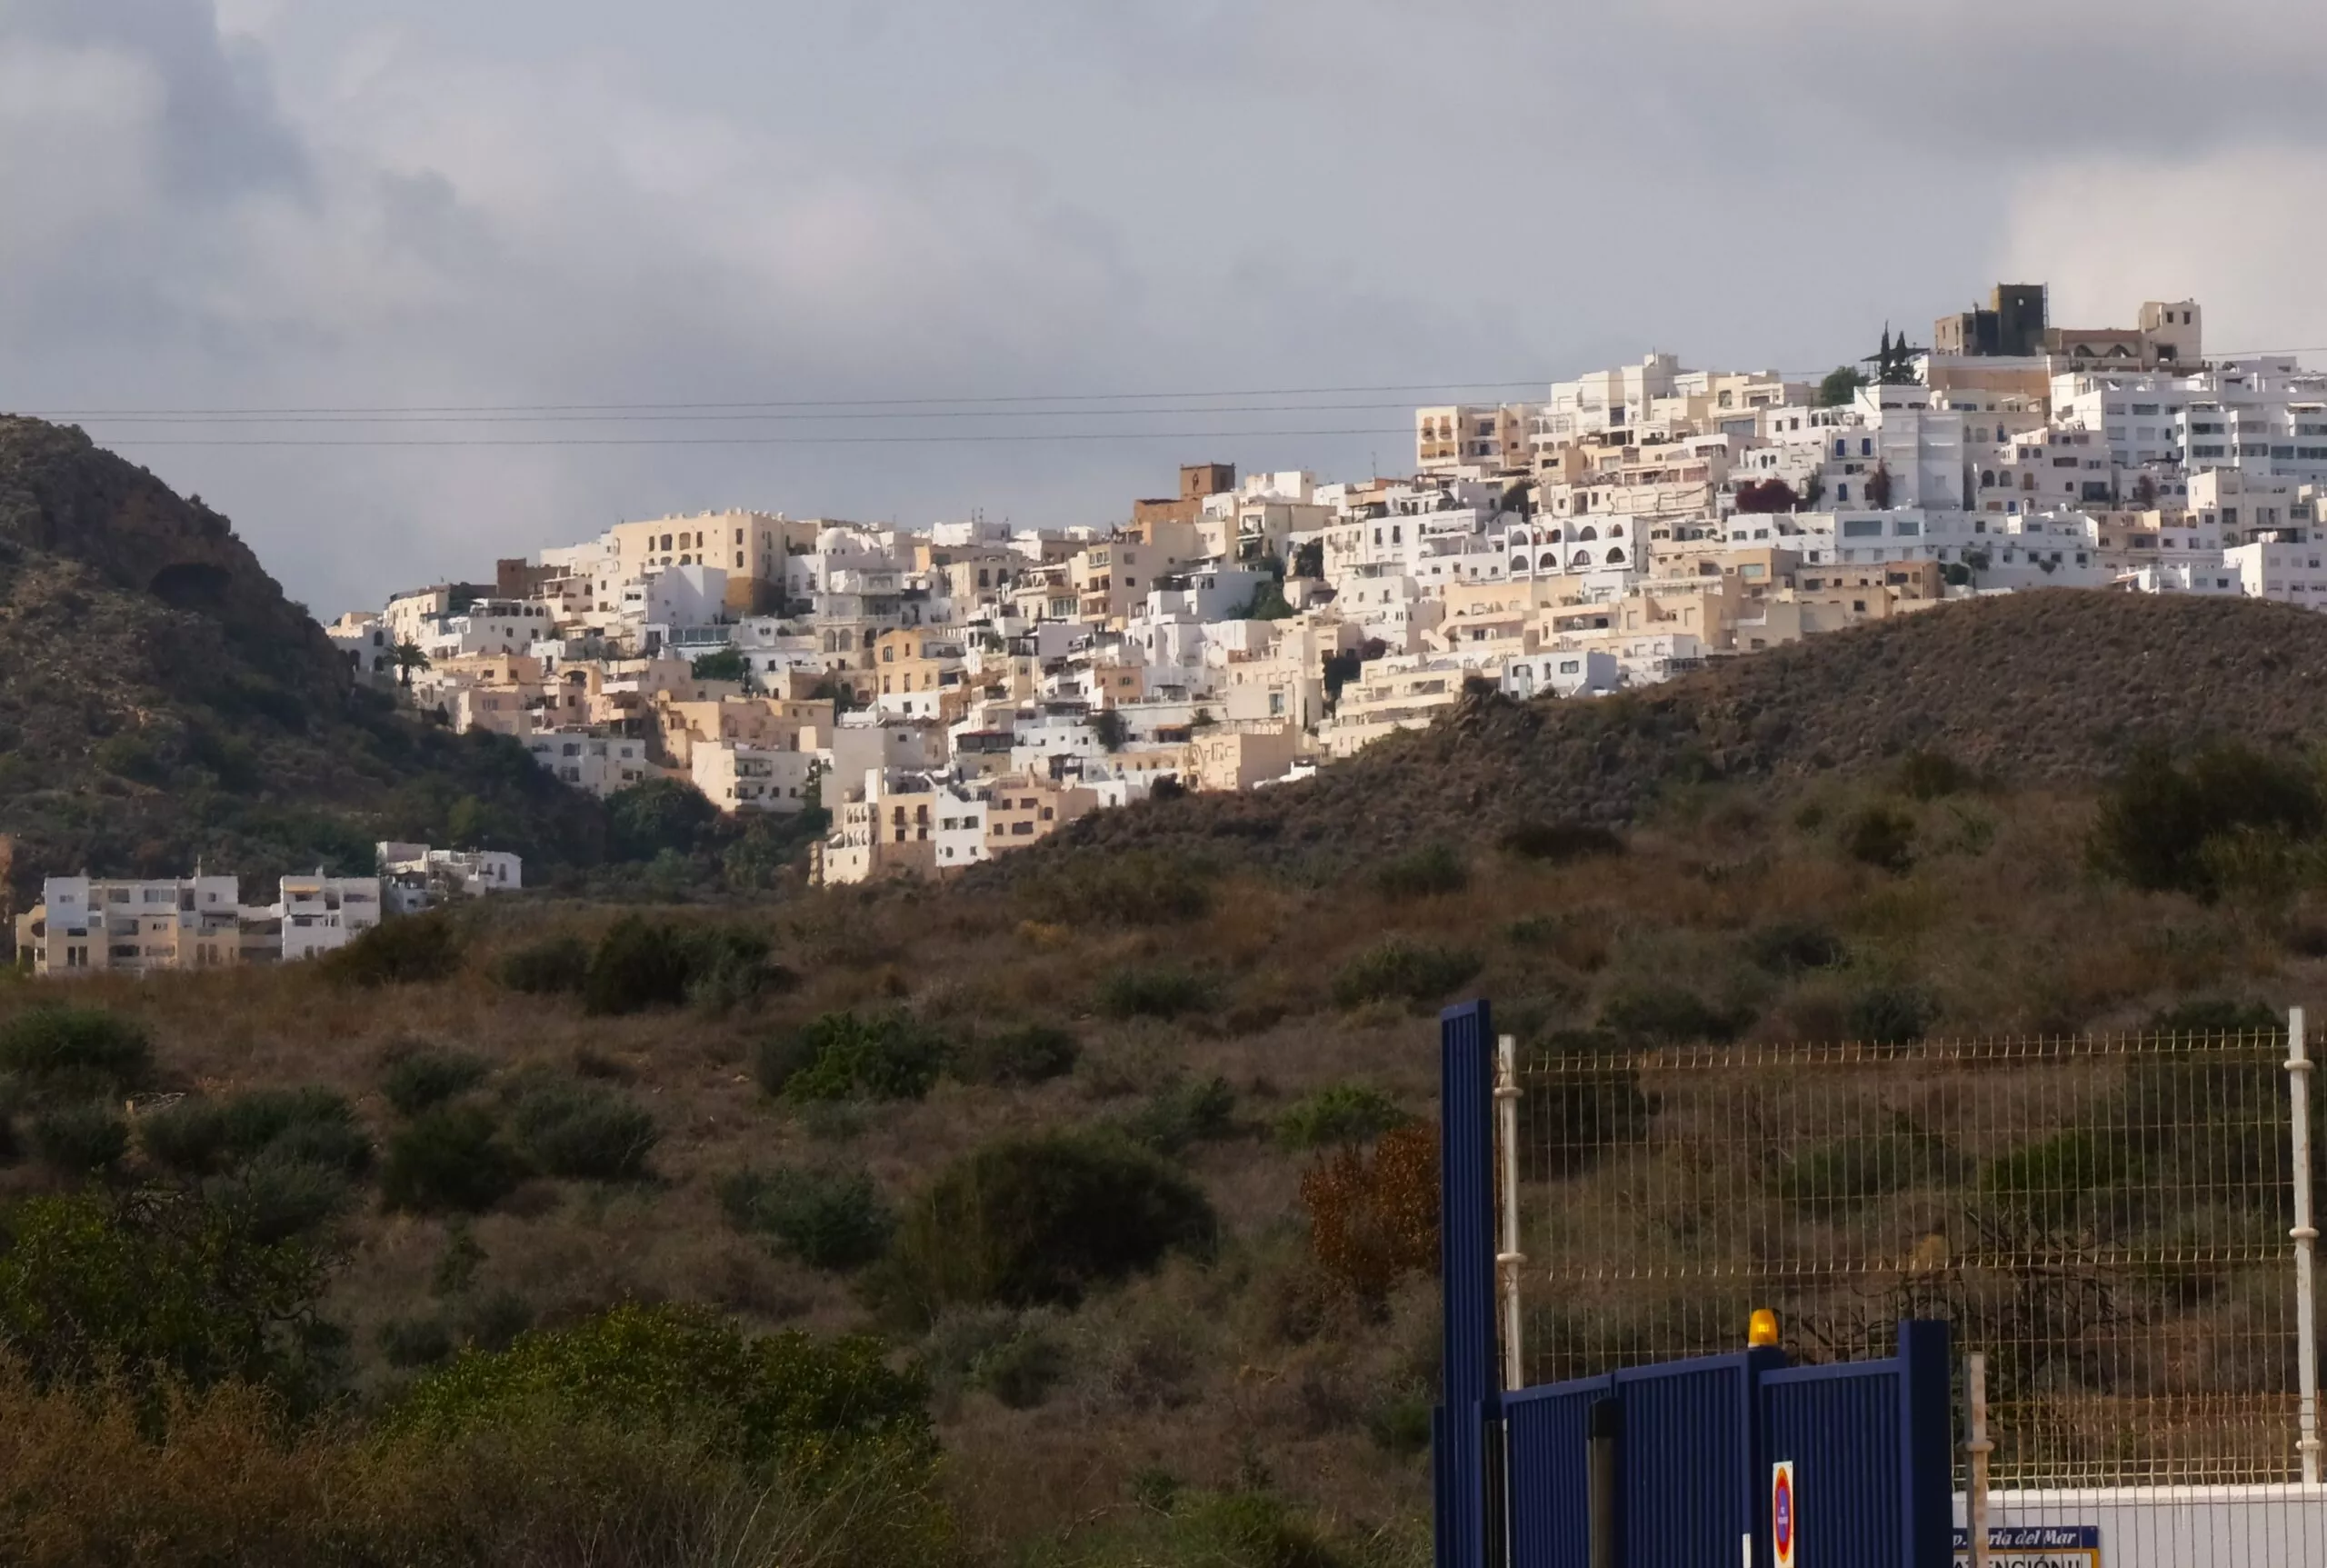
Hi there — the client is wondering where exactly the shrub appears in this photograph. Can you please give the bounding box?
[582,915,693,1015]
[1744,919,1845,975]
[2091,744,2325,896]
[1300,1122,1439,1300]
[215,1089,366,1170]
[1019,851,1214,925]
[1114,1075,1236,1156]
[1276,1084,1412,1151]
[495,934,590,995]
[0,1006,152,1095]
[1842,805,1916,873]
[26,1102,129,1174]
[1771,1122,1956,1215]
[505,1078,658,1181]
[757,1012,949,1103]
[678,924,791,1013]
[382,1048,491,1116]
[2144,998,2281,1037]
[1329,940,1481,1010]
[1981,1128,2136,1230]
[1373,843,1468,899]
[1895,749,1974,800]
[0,1189,333,1397]
[378,1314,454,1369]
[1497,820,1624,864]
[320,912,461,987]
[390,1301,934,1483]
[869,1134,1217,1324]
[720,1166,894,1271]
[1846,984,1937,1046]
[381,1104,523,1213]
[1599,984,1746,1046]
[135,1097,235,1175]
[205,1151,354,1243]
[954,1024,1081,1086]
[1519,1061,1652,1180]
[1094,965,1213,1022]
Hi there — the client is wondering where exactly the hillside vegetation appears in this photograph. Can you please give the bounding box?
[9,586,2327,1560]
[1024,590,2327,875]
[0,417,607,898]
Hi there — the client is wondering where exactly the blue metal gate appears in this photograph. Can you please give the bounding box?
[1435,1001,1955,1568]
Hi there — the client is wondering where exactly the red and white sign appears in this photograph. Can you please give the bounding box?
[1772,1461,1798,1568]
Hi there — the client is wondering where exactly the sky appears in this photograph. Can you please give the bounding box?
[5,0,2327,614]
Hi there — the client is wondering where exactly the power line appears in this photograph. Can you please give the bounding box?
[97,425,1419,449]
[49,400,1440,427]
[31,378,1553,419]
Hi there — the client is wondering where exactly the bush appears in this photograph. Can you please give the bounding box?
[2091,744,2326,896]
[954,1024,1080,1086]
[1276,1084,1412,1151]
[869,1134,1217,1324]
[505,1077,658,1181]
[320,912,462,987]
[1520,1062,1652,1180]
[377,1314,454,1369]
[0,1006,152,1095]
[382,1048,491,1116]
[1094,965,1213,1022]
[1744,919,1846,975]
[1842,805,1916,874]
[1599,984,1747,1046]
[381,1104,523,1213]
[1059,1490,1361,1568]
[1497,820,1624,864]
[719,1166,894,1270]
[2144,998,2282,1037]
[1372,843,1468,899]
[390,1301,934,1483]
[577,917,786,1016]
[495,935,590,995]
[1114,1075,1236,1156]
[1771,1122,1956,1215]
[1019,851,1214,926]
[26,1102,130,1174]
[1300,1122,1439,1300]
[582,915,693,1015]
[138,1089,369,1183]
[0,1189,334,1397]
[757,1012,949,1103]
[205,1150,354,1243]
[1846,984,1937,1046]
[1895,749,1974,800]
[1330,941,1481,1010]
[1981,1128,2135,1229]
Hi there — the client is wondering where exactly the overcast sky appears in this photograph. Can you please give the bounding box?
[6,1,2327,614]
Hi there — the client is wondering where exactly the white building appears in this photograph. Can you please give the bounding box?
[275,874,383,962]
[522,732,651,795]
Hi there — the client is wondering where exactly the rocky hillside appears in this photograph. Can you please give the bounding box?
[0,417,604,901]
[1030,590,2327,874]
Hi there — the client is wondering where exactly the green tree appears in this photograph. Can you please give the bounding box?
[1816,365,1869,407]
[690,647,748,683]
[391,638,432,689]
[605,776,719,861]
[0,1190,335,1399]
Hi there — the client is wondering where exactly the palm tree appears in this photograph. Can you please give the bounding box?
[392,638,432,689]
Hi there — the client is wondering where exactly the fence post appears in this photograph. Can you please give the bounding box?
[1495,1032,1525,1393]
[1895,1320,1953,1568]
[2290,1005,2321,1485]
[1436,1000,1503,1568]
[1963,1352,1992,1568]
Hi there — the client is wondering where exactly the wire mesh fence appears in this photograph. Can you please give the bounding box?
[1512,1028,2310,1493]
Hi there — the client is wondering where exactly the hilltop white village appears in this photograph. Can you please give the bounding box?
[329,284,2327,887]
[25,280,2326,974]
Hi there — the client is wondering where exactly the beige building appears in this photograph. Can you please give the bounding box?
[1181,721,1303,792]
[984,772,1099,855]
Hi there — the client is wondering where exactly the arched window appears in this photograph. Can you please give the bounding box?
[1608,522,1625,537]
[1546,527,1563,543]
[1510,555,1529,575]
[1540,554,1560,572]
[1604,546,1625,564]
[1571,550,1592,568]
[1982,471,1995,487]
[1576,525,1599,541]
